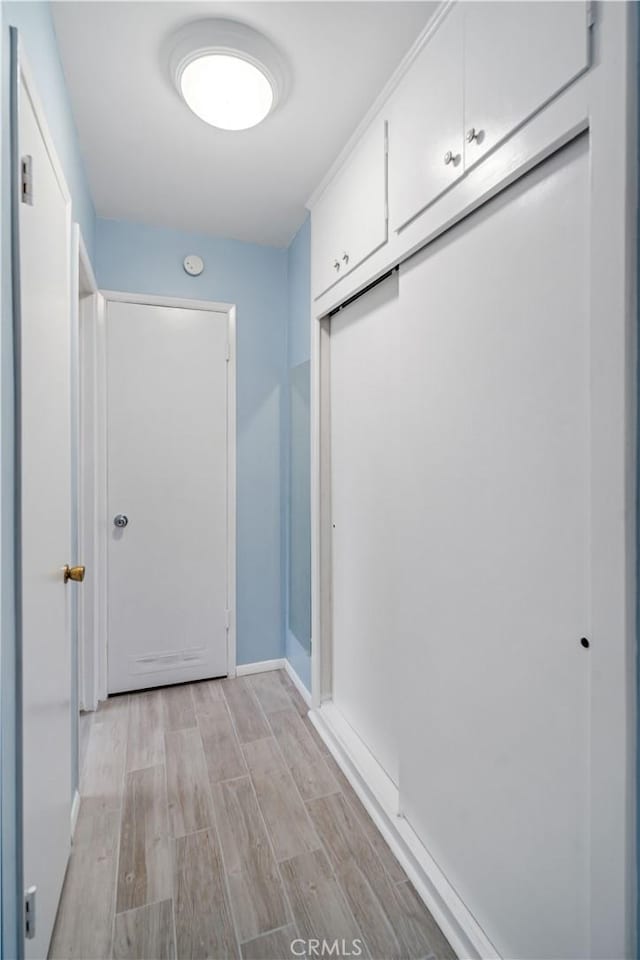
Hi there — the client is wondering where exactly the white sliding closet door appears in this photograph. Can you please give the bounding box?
[330,272,402,785]
[396,136,590,959]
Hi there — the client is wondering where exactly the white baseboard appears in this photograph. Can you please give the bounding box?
[309,701,500,960]
[284,658,312,707]
[236,658,285,677]
[70,788,81,838]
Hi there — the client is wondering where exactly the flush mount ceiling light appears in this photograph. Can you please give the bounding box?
[169,20,289,131]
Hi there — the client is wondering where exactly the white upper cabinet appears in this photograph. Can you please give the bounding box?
[387,6,464,233]
[312,1,591,305]
[312,117,388,299]
[464,2,590,169]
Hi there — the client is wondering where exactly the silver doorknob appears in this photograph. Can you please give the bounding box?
[114,514,129,528]
[444,151,455,165]
[466,127,480,143]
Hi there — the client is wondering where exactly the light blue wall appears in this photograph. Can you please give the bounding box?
[285,215,312,691]
[96,217,289,666]
[288,215,311,368]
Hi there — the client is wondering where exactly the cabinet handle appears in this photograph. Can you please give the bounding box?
[333,260,341,272]
[342,252,349,265]
[466,127,481,143]
[444,151,455,165]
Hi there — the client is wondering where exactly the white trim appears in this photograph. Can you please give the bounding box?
[309,704,500,960]
[95,294,108,703]
[226,306,237,678]
[310,4,637,956]
[70,790,80,839]
[91,291,237,696]
[99,290,234,313]
[311,318,332,709]
[283,658,312,707]
[76,228,99,714]
[78,232,97,296]
[236,659,285,677]
[305,1,452,212]
[71,223,81,709]
[585,5,637,955]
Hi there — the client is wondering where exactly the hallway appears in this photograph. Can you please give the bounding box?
[50,671,455,960]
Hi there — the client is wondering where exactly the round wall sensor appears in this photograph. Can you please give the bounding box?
[183,254,204,276]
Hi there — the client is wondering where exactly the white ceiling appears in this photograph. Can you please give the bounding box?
[52,1,436,246]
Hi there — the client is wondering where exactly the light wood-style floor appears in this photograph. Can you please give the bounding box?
[51,670,456,960]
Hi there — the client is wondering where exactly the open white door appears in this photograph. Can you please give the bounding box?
[18,62,74,960]
[106,298,232,693]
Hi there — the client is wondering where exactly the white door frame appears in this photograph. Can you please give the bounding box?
[79,290,237,706]
[73,228,99,713]
[309,4,637,958]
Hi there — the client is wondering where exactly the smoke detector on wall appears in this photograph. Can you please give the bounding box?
[169,20,289,131]
[183,255,204,276]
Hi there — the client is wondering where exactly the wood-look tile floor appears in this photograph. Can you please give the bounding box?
[51,671,456,960]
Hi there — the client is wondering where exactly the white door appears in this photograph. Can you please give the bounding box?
[330,272,402,786]
[106,300,230,693]
[396,136,590,959]
[387,4,464,232]
[464,1,589,169]
[312,118,388,299]
[19,75,73,960]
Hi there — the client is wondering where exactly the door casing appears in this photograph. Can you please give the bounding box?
[78,291,237,707]
[75,229,99,714]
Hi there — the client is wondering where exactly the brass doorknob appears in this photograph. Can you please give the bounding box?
[63,565,85,584]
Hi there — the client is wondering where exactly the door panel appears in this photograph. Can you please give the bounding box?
[397,137,590,959]
[312,118,388,299]
[106,301,229,693]
[387,5,464,232]
[20,79,72,960]
[464,2,589,169]
[330,272,401,786]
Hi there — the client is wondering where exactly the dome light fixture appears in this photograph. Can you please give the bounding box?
[170,20,288,132]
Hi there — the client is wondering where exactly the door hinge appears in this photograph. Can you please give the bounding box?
[24,886,36,940]
[225,342,231,362]
[21,155,33,205]
[587,1,595,28]
[225,609,231,630]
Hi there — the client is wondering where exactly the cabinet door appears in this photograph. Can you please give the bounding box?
[388,5,464,233]
[312,118,387,299]
[464,2,589,168]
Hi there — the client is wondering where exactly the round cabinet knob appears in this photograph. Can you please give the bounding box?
[444,150,454,165]
[342,252,349,265]
[466,127,480,143]
[114,514,129,529]
[333,260,341,272]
